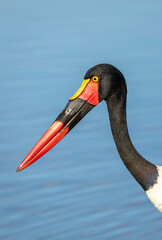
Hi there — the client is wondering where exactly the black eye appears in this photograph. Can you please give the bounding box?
[92,76,99,82]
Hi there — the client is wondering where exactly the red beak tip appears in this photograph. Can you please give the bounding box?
[16,167,22,172]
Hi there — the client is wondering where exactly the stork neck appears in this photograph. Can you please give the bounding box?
[106,93,158,191]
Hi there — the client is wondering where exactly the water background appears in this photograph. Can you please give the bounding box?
[1,1,162,239]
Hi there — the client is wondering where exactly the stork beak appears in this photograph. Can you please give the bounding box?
[16,78,99,172]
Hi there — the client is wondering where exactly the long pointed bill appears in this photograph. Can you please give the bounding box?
[17,78,100,172]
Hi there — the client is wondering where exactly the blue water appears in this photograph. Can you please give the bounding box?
[1,1,162,239]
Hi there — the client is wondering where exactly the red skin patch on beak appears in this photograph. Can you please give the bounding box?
[78,80,99,105]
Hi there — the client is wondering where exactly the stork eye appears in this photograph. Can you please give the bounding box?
[92,76,100,82]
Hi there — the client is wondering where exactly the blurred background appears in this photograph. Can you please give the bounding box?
[1,0,162,239]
